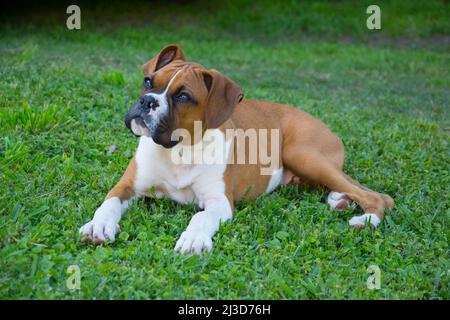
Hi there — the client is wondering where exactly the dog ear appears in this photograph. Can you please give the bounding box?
[202,69,244,129]
[141,44,185,74]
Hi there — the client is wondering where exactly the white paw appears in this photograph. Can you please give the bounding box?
[349,213,380,228]
[79,219,120,244]
[79,197,125,245]
[174,211,215,254]
[327,191,351,210]
[174,230,213,254]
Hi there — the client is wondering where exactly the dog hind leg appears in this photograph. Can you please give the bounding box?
[282,146,394,228]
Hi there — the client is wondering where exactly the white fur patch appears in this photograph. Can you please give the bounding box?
[266,167,283,193]
[327,191,347,209]
[143,68,183,124]
[349,213,380,228]
[134,131,231,204]
[79,197,126,242]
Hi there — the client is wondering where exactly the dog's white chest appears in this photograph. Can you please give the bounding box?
[157,164,198,204]
[169,164,196,189]
[133,137,194,203]
[133,134,230,206]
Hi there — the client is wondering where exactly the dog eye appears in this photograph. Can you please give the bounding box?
[143,77,152,89]
[175,92,191,103]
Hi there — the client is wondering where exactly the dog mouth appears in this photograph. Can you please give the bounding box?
[125,114,180,148]
[128,117,151,137]
[125,101,181,148]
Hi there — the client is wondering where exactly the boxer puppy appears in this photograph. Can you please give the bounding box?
[80,44,394,254]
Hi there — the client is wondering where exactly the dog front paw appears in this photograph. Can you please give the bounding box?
[79,219,121,245]
[79,197,123,245]
[174,230,213,254]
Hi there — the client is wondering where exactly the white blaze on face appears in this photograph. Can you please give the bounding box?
[142,68,183,132]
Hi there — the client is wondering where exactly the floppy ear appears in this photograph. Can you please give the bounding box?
[141,44,185,74]
[202,70,244,129]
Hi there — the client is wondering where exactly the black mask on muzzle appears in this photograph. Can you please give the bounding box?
[124,99,154,136]
[124,97,180,148]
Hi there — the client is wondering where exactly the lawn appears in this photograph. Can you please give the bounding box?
[0,0,448,299]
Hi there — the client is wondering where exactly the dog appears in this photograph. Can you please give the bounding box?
[79,44,394,254]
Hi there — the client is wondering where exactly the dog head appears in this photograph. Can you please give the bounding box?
[125,44,244,148]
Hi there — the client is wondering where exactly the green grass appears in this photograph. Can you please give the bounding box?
[0,0,449,299]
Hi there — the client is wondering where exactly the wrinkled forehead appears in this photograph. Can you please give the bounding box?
[149,62,208,95]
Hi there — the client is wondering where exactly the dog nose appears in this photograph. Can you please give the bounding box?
[140,95,159,111]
